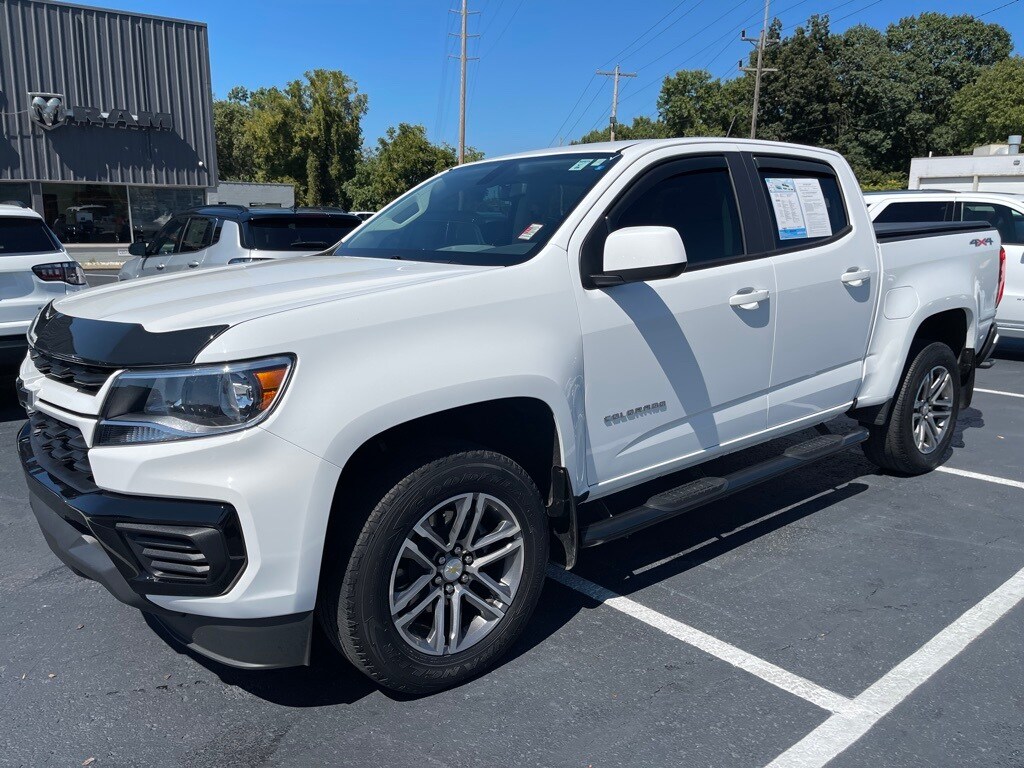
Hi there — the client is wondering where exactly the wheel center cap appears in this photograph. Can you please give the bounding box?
[441,557,464,583]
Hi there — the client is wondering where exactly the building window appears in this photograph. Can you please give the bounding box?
[0,182,33,208]
[128,187,205,242]
[42,183,131,244]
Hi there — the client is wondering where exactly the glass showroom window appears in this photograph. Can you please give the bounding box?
[128,187,205,242]
[0,182,32,208]
[41,183,131,244]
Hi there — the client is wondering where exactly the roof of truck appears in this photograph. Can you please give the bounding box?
[0,202,42,219]
[183,205,363,224]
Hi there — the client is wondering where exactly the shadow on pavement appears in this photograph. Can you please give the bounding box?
[0,376,26,423]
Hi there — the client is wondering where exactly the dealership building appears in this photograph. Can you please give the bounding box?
[0,0,218,260]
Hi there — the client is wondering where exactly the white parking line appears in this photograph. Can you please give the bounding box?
[936,466,1024,491]
[548,566,852,713]
[975,387,1024,400]
[765,564,1024,768]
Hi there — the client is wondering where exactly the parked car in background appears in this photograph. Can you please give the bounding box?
[18,140,1002,695]
[117,206,363,280]
[866,190,1021,338]
[0,203,87,370]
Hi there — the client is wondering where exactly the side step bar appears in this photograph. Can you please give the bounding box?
[580,427,869,548]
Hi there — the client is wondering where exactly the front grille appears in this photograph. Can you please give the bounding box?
[28,411,96,494]
[118,523,224,584]
[29,348,112,394]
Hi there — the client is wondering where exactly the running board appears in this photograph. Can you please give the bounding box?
[580,428,870,548]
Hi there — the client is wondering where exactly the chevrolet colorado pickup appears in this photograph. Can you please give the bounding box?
[17,139,1003,693]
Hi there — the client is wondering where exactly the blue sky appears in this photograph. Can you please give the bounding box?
[97,0,1021,157]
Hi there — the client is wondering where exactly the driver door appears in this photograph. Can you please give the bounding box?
[572,153,778,491]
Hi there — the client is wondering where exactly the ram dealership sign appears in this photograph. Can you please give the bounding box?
[28,92,172,131]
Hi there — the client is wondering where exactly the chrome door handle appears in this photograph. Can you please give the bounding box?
[729,288,770,309]
[187,261,200,268]
[155,264,166,271]
[841,268,871,286]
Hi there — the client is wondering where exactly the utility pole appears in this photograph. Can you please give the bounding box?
[596,64,636,141]
[739,0,779,139]
[450,0,478,164]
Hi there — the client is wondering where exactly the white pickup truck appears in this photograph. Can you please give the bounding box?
[17,139,1003,693]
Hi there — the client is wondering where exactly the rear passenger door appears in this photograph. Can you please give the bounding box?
[165,216,216,272]
[747,154,880,428]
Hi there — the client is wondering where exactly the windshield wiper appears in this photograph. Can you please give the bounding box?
[289,240,330,249]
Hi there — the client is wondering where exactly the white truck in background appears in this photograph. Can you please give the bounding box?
[18,139,1002,694]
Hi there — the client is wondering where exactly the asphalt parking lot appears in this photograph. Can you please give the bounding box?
[2,341,1024,768]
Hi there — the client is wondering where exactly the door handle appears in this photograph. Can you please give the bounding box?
[729,288,770,310]
[155,264,166,271]
[841,268,871,287]
[187,261,200,268]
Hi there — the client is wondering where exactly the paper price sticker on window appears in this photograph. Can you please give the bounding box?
[518,223,543,240]
[568,159,594,171]
[765,177,833,240]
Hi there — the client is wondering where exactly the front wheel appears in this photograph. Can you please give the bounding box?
[863,341,961,475]
[319,450,549,694]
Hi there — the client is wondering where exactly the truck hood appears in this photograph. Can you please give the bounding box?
[55,255,497,332]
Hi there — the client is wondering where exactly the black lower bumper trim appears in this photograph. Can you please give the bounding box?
[153,611,313,670]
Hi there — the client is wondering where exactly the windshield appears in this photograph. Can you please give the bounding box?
[250,216,360,251]
[0,217,60,256]
[335,152,621,266]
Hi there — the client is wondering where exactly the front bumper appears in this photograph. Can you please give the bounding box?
[19,423,312,669]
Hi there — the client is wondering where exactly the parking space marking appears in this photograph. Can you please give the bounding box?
[765,564,1024,768]
[936,466,1024,490]
[548,567,852,713]
[974,387,1024,400]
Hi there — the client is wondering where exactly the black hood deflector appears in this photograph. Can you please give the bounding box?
[31,305,228,367]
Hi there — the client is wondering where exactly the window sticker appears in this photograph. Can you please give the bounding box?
[518,223,544,240]
[765,177,833,240]
[568,159,593,171]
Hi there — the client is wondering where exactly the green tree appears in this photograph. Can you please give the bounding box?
[574,115,670,144]
[950,56,1024,150]
[657,69,739,137]
[212,86,255,181]
[344,123,481,211]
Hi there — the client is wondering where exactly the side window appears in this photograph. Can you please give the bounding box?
[959,202,1024,246]
[873,200,951,224]
[179,217,215,253]
[607,163,744,269]
[148,217,186,255]
[754,158,849,249]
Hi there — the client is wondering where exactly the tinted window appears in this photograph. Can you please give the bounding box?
[148,217,186,255]
[873,200,951,224]
[960,202,1024,246]
[755,162,848,249]
[338,153,621,266]
[611,167,744,267]
[0,217,60,255]
[251,217,360,251]
[179,217,215,253]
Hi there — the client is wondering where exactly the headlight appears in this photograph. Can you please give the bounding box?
[96,356,293,446]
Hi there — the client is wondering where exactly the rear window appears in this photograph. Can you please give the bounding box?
[873,200,951,224]
[249,217,359,251]
[0,217,60,256]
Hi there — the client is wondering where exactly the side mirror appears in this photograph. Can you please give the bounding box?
[592,225,687,287]
[127,241,148,257]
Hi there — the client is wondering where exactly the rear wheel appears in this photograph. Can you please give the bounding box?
[863,342,961,475]
[319,450,549,694]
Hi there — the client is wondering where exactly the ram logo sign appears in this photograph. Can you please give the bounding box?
[27,91,172,131]
[970,237,994,247]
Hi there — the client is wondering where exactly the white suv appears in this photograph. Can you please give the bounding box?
[866,190,1024,338]
[118,206,363,280]
[0,203,87,370]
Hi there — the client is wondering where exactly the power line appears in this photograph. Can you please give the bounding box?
[563,79,610,143]
[433,7,461,143]
[602,0,708,69]
[450,0,480,164]
[480,0,526,58]
[549,75,597,146]
[976,0,1020,17]
[739,0,779,139]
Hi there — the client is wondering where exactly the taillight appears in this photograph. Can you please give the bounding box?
[996,246,1006,307]
[32,261,87,286]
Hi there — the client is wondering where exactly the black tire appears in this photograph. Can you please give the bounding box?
[318,450,549,694]
[863,341,961,475]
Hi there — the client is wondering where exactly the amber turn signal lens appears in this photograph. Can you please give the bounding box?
[255,366,289,412]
